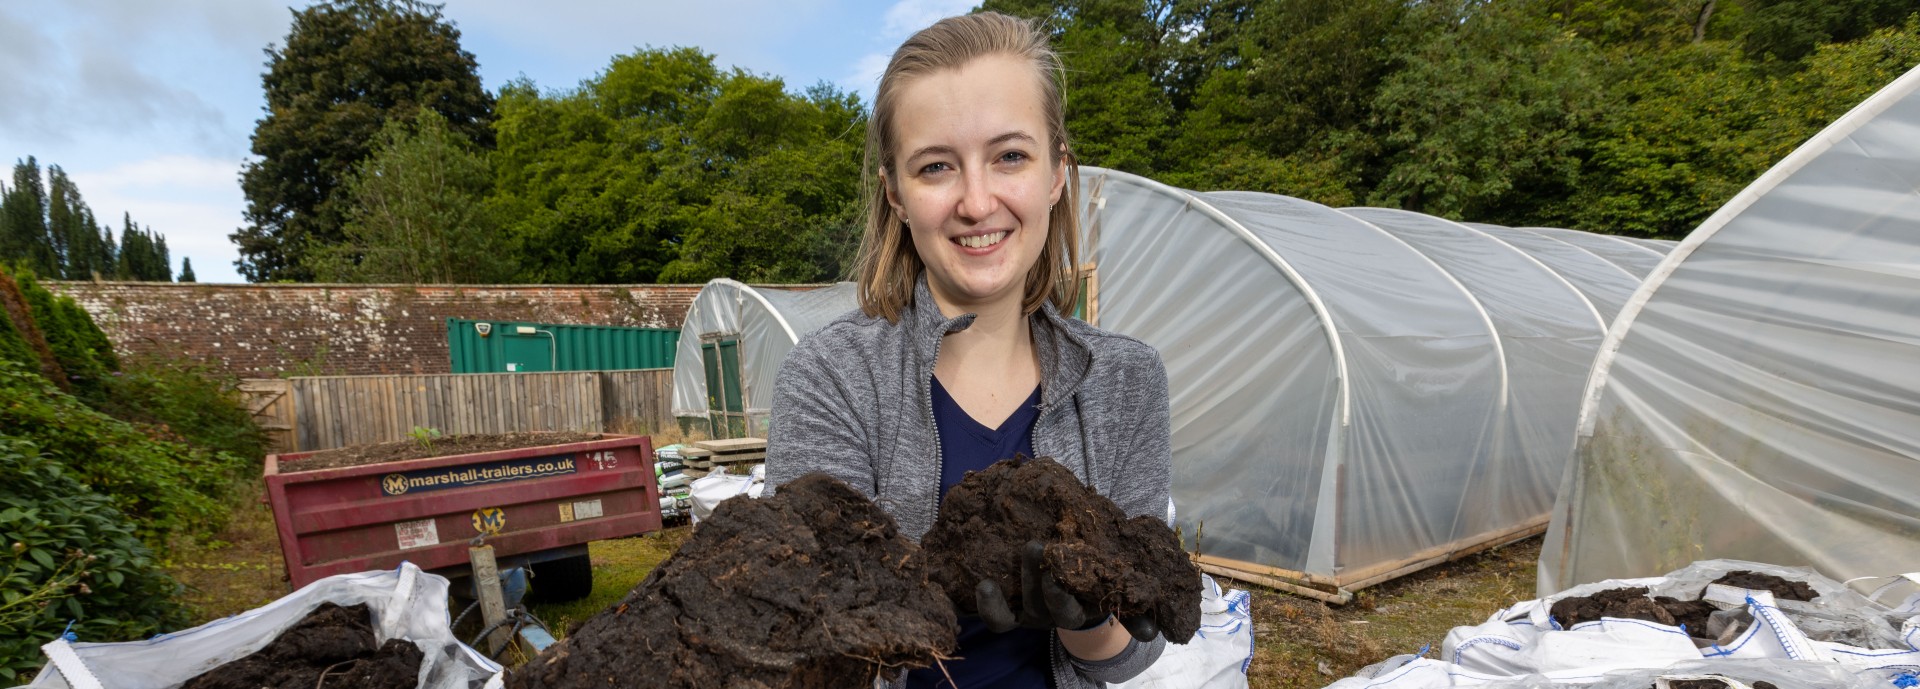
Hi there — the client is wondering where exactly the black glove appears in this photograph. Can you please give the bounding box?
[975,541,1159,643]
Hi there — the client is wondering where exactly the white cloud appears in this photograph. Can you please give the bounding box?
[70,155,241,193]
[881,0,977,38]
[843,51,893,101]
[69,156,249,284]
[0,1,282,157]
[839,0,978,100]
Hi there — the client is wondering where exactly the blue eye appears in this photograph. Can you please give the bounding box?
[919,162,951,175]
[1000,151,1029,163]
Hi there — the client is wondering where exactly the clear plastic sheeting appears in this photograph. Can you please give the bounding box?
[1075,168,1665,590]
[1543,64,1920,594]
[1524,227,1669,279]
[670,280,857,435]
[1471,225,1646,322]
[1345,209,1606,541]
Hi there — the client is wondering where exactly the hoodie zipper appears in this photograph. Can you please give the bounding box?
[925,334,946,527]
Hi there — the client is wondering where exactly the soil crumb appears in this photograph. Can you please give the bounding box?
[1551,587,1676,629]
[182,602,422,689]
[507,472,956,689]
[1653,596,1718,635]
[1712,571,1817,601]
[1661,680,1777,689]
[921,456,1203,643]
[288,431,605,471]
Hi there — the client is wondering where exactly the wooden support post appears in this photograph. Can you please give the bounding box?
[1197,562,1354,605]
[469,544,512,655]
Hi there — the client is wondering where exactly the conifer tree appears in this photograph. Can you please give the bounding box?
[178,257,196,283]
[0,158,57,275]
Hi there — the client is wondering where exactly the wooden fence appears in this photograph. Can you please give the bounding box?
[240,369,675,453]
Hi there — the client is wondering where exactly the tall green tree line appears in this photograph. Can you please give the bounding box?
[239,0,1918,285]
[985,0,1920,237]
[0,158,177,282]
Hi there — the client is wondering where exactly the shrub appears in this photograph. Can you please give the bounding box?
[0,360,247,546]
[0,436,187,683]
[9,271,116,397]
[92,356,269,465]
[0,303,33,373]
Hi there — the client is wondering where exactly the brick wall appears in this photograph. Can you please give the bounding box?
[47,282,709,378]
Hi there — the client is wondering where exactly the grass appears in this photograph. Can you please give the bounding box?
[1246,537,1540,689]
[161,481,291,622]
[525,527,691,636]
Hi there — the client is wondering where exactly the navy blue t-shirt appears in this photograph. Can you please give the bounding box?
[905,376,1052,689]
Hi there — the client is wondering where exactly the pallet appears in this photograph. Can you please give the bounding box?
[693,438,767,465]
[681,447,714,469]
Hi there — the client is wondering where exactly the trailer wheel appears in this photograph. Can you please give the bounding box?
[527,554,594,603]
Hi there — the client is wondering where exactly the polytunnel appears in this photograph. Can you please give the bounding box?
[1541,65,1920,594]
[670,279,856,438]
[1075,167,1672,600]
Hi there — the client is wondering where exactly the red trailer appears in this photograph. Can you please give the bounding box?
[264,434,660,598]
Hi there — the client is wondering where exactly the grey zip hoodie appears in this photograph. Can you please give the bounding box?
[766,276,1173,688]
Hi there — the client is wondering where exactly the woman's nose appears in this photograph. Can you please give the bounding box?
[955,167,998,221]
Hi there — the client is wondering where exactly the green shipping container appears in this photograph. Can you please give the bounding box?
[446,319,679,373]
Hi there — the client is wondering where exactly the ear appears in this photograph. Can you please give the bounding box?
[880,168,904,219]
[1048,143,1069,206]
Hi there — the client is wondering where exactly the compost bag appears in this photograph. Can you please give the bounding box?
[1321,559,1920,689]
[20,562,499,689]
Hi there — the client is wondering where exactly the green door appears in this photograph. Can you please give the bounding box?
[701,339,746,438]
[503,335,554,372]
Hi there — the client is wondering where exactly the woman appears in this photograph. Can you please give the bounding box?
[765,12,1172,689]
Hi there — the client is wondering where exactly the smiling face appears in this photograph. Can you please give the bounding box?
[884,53,1066,316]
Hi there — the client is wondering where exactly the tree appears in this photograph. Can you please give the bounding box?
[1364,1,1603,222]
[47,167,107,280]
[305,108,515,283]
[0,158,57,276]
[113,214,171,282]
[489,48,865,284]
[178,258,196,283]
[1563,42,1781,237]
[1171,0,1418,171]
[1740,0,1917,62]
[231,0,493,282]
[981,0,1181,175]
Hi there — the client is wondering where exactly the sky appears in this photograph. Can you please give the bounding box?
[0,0,977,284]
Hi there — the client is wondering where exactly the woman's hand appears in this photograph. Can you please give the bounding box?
[973,541,1160,644]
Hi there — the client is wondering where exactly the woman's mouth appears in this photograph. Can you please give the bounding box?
[955,231,1009,249]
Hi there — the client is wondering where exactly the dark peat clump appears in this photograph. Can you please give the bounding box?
[507,472,957,689]
[182,602,423,689]
[921,456,1203,643]
[1712,571,1817,601]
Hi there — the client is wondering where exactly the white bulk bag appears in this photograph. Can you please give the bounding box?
[21,562,499,689]
[1112,574,1255,689]
[688,464,766,523]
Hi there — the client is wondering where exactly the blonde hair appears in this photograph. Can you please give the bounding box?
[853,12,1082,323]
